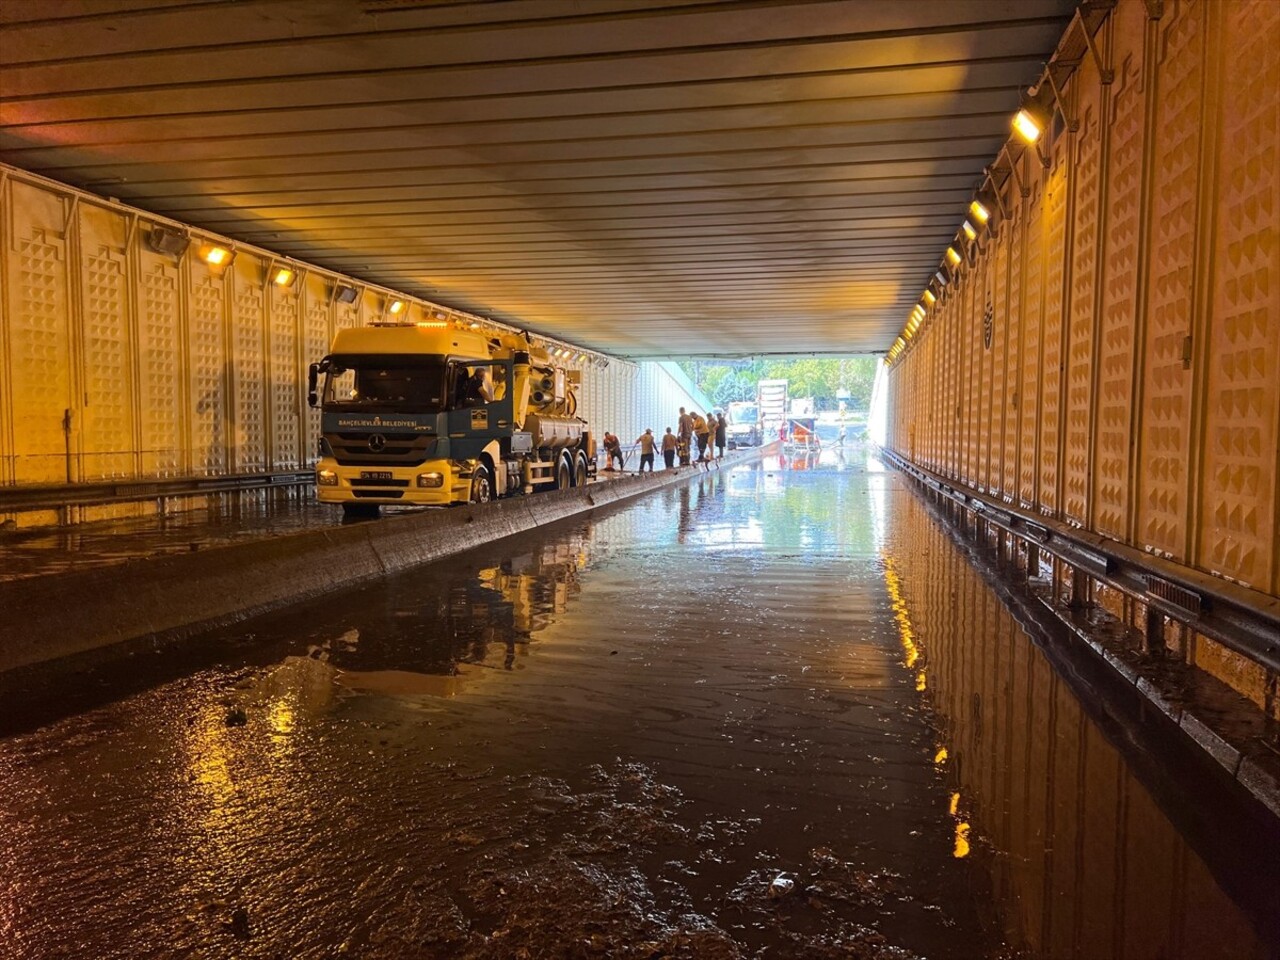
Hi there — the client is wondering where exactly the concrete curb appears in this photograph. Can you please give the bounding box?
[1,450,763,673]
[1043,597,1280,820]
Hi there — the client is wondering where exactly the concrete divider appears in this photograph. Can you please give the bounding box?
[0,449,766,673]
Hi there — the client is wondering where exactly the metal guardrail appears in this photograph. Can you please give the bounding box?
[879,448,1280,675]
[0,471,315,513]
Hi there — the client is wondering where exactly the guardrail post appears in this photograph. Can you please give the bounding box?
[1144,605,1166,654]
[1070,567,1089,609]
[1026,543,1040,580]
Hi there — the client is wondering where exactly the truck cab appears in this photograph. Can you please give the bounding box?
[725,401,760,447]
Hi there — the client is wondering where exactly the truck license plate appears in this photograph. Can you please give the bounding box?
[360,471,393,481]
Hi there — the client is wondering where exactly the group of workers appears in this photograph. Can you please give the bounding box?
[600,406,728,474]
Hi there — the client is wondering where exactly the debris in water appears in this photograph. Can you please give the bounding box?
[224,707,247,727]
[769,874,796,899]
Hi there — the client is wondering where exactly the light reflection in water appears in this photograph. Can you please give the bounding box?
[880,480,1274,958]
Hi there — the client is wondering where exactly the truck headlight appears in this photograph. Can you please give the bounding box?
[416,472,444,488]
[317,469,338,486]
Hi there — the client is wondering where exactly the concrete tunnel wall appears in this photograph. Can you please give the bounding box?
[0,163,712,527]
[885,0,1279,602]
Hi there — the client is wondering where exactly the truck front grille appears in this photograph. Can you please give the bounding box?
[330,432,437,466]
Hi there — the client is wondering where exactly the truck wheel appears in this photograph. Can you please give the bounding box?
[470,465,493,504]
[572,452,588,487]
[556,454,573,490]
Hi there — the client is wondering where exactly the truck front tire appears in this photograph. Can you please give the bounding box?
[470,465,493,504]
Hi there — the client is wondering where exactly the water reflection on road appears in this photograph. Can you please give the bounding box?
[0,447,1273,959]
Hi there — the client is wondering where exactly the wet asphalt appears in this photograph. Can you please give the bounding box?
[1,449,1275,959]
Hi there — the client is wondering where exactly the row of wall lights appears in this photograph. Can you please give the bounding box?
[146,221,614,368]
[885,102,1047,368]
[145,222,612,369]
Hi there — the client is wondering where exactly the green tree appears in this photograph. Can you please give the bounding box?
[677,356,878,412]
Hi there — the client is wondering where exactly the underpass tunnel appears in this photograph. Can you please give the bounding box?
[0,1,1277,957]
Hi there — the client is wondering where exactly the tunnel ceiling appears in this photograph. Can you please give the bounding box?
[0,0,1075,358]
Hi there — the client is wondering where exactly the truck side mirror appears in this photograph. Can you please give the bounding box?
[307,363,319,407]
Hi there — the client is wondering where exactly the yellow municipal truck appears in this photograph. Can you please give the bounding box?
[307,324,592,515]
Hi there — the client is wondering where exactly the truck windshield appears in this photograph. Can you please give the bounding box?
[732,404,758,422]
[323,356,448,413]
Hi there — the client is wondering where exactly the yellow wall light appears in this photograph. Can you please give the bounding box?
[945,246,961,266]
[272,266,296,287]
[199,243,234,267]
[387,299,406,315]
[1013,108,1043,145]
[962,220,977,241]
[922,289,937,306]
[969,200,990,224]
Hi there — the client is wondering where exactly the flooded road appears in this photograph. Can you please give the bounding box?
[2,451,1276,959]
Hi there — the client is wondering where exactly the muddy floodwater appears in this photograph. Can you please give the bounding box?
[1,451,1276,959]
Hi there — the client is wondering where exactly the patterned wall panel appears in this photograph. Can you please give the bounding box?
[963,263,981,484]
[990,212,1011,499]
[78,207,135,480]
[268,284,301,469]
[1002,190,1023,501]
[1094,15,1148,540]
[137,255,183,476]
[1198,0,1280,591]
[189,270,227,475]
[1039,140,1069,518]
[1063,69,1103,527]
[951,296,965,479]
[973,247,989,489]
[301,273,331,466]
[1020,171,1046,507]
[6,182,71,484]
[1139,0,1206,561]
[927,332,939,469]
[230,260,267,473]
[0,182,8,486]
[977,238,998,496]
